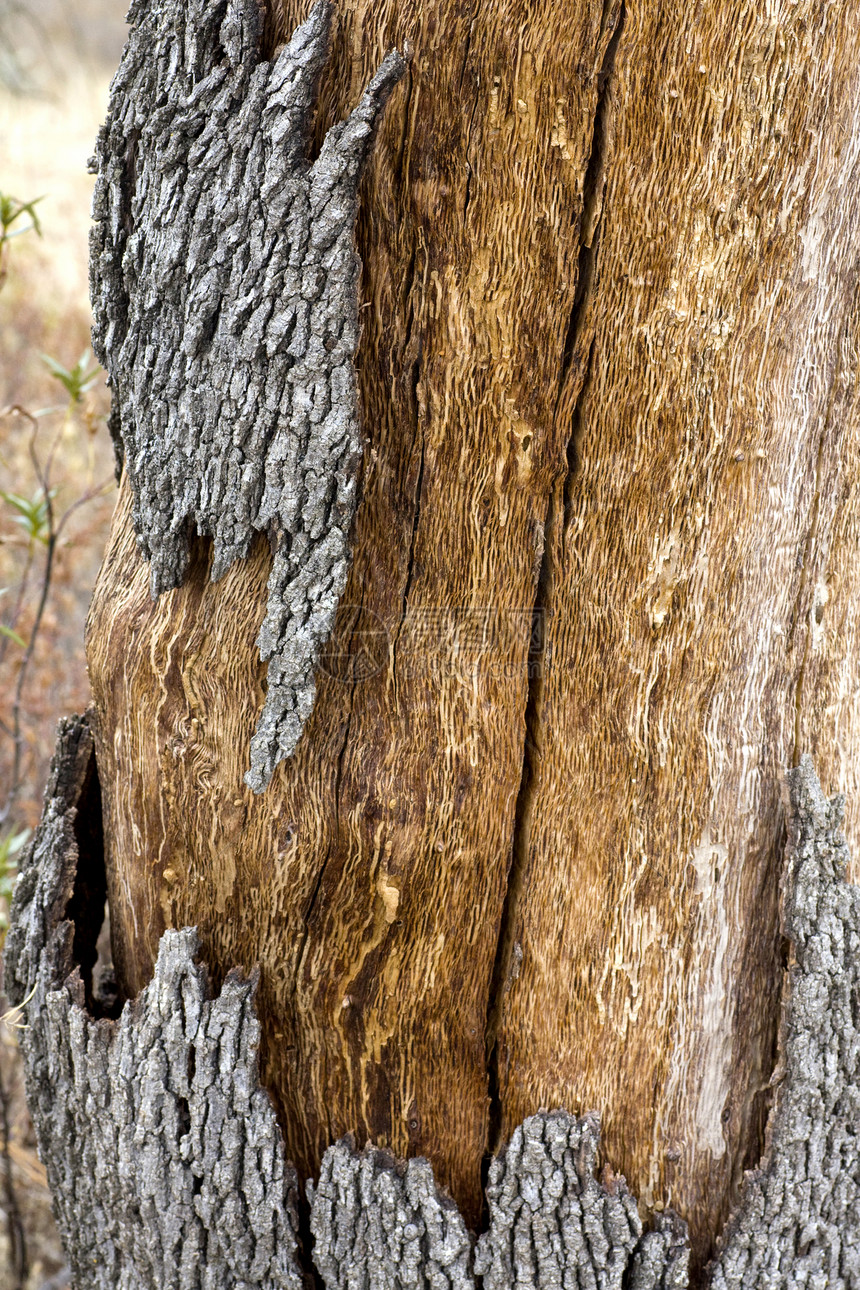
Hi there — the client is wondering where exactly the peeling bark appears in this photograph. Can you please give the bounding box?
[6,721,860,1287]
[85,0,616,1218]
[84,0,860,1260]
[89,0,403,790]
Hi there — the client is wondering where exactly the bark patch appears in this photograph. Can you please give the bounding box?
[707,756,860,1287]
[89,0,404,791]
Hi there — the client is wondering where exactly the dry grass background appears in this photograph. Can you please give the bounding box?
[0,2,126,1283]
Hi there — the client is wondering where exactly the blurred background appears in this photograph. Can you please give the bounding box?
[0,2,126,1284]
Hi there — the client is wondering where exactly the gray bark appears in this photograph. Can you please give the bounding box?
[5,718,859,1288]
[708,758,860,1288]
[89,0,403,791]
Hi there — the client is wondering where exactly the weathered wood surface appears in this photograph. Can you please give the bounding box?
[83,0,860,1270]
[86,0,616,1230]
[6,725,859,1286]
[491,0,860,1264]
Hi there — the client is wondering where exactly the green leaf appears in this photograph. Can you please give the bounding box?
[41,349,101,402]
[0,487,54,544]
[0,193,43,240]
[0,624,26,648]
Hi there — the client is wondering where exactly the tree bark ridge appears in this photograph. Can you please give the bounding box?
[708,757,860,1287]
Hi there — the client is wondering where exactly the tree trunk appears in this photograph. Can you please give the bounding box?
[7,0,860,1284]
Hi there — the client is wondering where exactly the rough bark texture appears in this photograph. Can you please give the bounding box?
[709,757,860,1287]
[83,0,860,1272]
[4,719,304,1290]
[7,724,860,1286]
[90,0,403,791]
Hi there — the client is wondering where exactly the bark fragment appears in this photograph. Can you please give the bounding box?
[473,1111,689,1290]
[307,1141,473,1289]
[5,720,304,1290]
[6,734,859,1287]
[708,755,860,1287]
[89,0,403,790]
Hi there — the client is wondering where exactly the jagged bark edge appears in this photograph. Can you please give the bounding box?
[5,724,858,1288]
[706,754,860,1288]
[4,715,304,1290]
[90,0,404,792]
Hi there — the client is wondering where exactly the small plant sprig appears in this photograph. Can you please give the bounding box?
[40,350,100,404]
[0,191,113,825]
[0,191,42,293]
[0,401,113,827]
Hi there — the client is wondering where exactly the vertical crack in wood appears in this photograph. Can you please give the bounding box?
[483,0,625,1156]
[89,0,404,792]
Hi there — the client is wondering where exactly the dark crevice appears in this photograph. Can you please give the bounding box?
[563,337,597,528]
[462,82,481,223]
[482,0,625,1162]
[554,1,625,418]
[457,0,479,219]
[482,490,557,1171]
[64,738,123,1019]
[294,1179,325,1290]
[457,2,478,96]
[177,1095,191,1140]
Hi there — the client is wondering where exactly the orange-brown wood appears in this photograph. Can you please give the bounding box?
[87,0,612,1226]
[86,0,860,1270]
[491,0,860,1270]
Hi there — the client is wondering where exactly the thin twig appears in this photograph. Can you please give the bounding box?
[0,542,35,672]
[53,474,114,541]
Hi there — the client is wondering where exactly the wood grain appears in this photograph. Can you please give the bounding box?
[87,0,612,1227]
[491,0,860,1269]
[85,0,860,1269]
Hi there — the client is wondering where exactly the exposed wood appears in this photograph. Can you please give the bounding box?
[7,725,860,1287]
[490,0,860,1269]
[86,0,615,1227]
[82,0,860,1270]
